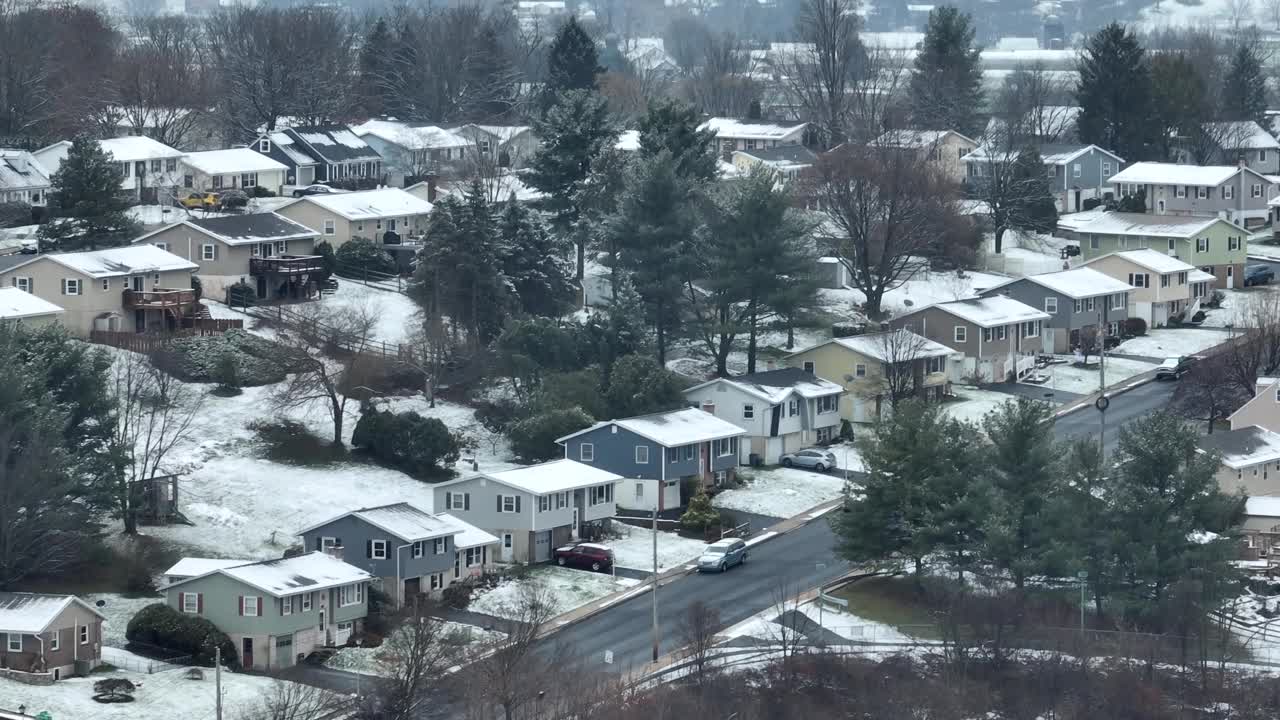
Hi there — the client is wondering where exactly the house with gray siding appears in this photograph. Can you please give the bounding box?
[556,407,747,513]
[888,296,1051,384]
[297,503,498,608]
[981,267,1131,353]
[1108,161,1276,229]
[162,551,371,671]
[964,143,1124,213]
[1178,121,1280,176]
[431,460,622,565]
[0,593,104,681]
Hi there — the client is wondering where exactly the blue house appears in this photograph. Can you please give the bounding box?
[556,408,747,512]
[964,143,1125,214]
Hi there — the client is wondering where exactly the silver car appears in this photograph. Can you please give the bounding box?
[696,538,748,573]
[780,448,838,472]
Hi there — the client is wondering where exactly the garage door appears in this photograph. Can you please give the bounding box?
[275,635,294,668]
[533,531,552,563]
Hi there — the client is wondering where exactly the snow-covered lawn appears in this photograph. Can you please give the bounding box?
[319,279,421,346]
[607,525,710,571]
[325,621,504,676]
[0,662,280,719]
[1137,0,1239,31]
[84,594,165,648]
[817,268,1013,320]
[1114,328,1233,358]
[468,567,640,621]
[713,466,848,519]
[942,386,1017,424]
[1025,356,1157,396]
[1202,289,1280,329]
[128,204,219,227]
[980,231,1074,278]
[723,598,915,645]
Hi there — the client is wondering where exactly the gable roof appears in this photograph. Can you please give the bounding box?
[297,502,464,542]
[698,117,807,141]
[994,267,1134,299]
[182,148,288,176]
[1198,425,1280,469]
[264,131,320,167]
[134,212,318,247]
[164,551,371,597]
[3,245,198,279]
[556,407,747,447]
[0,593,105,633]
[0,149,51,191]
[433,459,622,496]
[1083,248,1196,274]
[435,513,500,549]
[281,188,433,221]
[1068,211,1229,238]
[0,287,62,320]
[790,329,957,363]
[872,129,976,149]
[100,135,184,162]
[463,124,532,144]
[352,120,470,151]
[901,295,1050,328]
[1108,161,1264,187]
[286,125,381,165]
[964,143,1122,166]
[163,558,252,578]
[685,367,844,404]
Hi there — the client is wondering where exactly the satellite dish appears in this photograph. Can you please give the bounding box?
[902,299,914,307]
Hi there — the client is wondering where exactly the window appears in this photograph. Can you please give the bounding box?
[1113,293,1126,310]
[154,242,167,252]
[538,494,550,512]
[338,583,363,607]
[1254,183,1264,198]
[242,596,259,617]
[181,592,199,614]
[434,538,446,555]
[1072,162,1081,178]
[1090,235,1099,249]
[1161,274,1170,288]
[62,279,81,295]
[148,159,160,173]
[683,445,695,461]
[323,219,335,235]
[635,445,649,464]
[854,363,867,377]
[1103,161,1112,176]
[302,593,312,611]
[12,277,31,292]
[1263,150,1270,163]
[713,437,736,457]
[997,325,1007,340]
[1044,297,1057,313]
[241,173,258,188]
[954,326,967,343]
[1230,236,1242,251]
[7,634,20,652]
[1023,321,1040,338]
[447,491,466,510]
[79,625,88,644]
[1178,271,1187,284]
[579,443,594,462]
[1225,184,1236,200]
[1128,273,1149,288]
[49,631,59,651]
[101,278,109,291]
[201,244,216,260]
[926,356,944,374]
[742,404,754,419]
[1073,299,1083,313]
[788,399,798,416]
[412,541,423,558]
[371,539,387,559]
[282,596,293,615]
[589,483,615,505]
[1086,297,1096,312]
[275,241,288,255]
[556,492,567,509]
[802,361,815,373]
[817,395,838,413]
[982,327,993,342]
[1176,185,1186,198]
[321,536,336,551]
[259,138,271,153]
[465,547,482,566]
[501,495,517,513]
[121,162,130,178]
[1197,186,1208,199]
[635,482,644,500]
[430,573,443,591]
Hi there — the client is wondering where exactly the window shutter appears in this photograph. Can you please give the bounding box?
[197,593,203,614]
[60,279,66,295]
[497,495,502,513]
[482,546,487,565]
[366,539,372,558]
[445,493,452,510]
[464,493,470,510]
[238,596,244,616]
[257,596,263,616]
[515,496,522,513]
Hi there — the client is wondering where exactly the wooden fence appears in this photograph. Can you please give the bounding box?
[88,320,244,353]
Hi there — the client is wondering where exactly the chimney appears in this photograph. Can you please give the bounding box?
[13,153,27,174]
[325,545,344,562]
[701,401,716,415]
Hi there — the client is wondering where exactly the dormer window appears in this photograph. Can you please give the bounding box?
[259,138,271,153]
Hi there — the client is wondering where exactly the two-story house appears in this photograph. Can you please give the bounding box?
[682,368,844,465]
[449,124,539,168]
[162,551,372,670]
[964,143,1124,213]
[1230,379,1280,434]
[352,120,471,186]
[36,137,185,205]
[1185,121,1280,175]
[1068,212,1248,289]
[699,118,808,157]
[785,329,958,424]
[297,503,498,607]
[276,188,433,249]
[180,148,289,196]
[250,126,383,188]
[555,407,748,512]
[981,267,1131,352]
[1108,161,1275,229]
[431,460,623,565]
[0,245,197,336]
[889,296,1051,384]
[133,212,323,301]
[1080,248,1200,327]
[872,129,977,185]
[0,593,104,681]
[0,149,51,206]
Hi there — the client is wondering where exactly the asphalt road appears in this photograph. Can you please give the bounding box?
[1052,377,1178,452]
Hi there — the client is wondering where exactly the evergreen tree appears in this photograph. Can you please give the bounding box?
[1222,41,1268,127]
[637,100,719,182]
[498,200,575,318]
[602,354,685,418]
[1150,53,1211,162]
[545,17,602,103]
[38,134,140,251]
[1076,23,1154,162]
[908,7,985,137]
[680,487,721,531]
[1010,146,1058,232]
[356,18,393,116]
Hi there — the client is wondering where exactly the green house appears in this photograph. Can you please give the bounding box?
[1066,211,1247,289]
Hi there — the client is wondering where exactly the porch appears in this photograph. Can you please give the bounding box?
[249,255,323,302]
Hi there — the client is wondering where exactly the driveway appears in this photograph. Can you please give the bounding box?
[986,381,1085,404]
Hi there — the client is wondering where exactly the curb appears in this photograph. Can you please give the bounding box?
[1052,370,1159,419]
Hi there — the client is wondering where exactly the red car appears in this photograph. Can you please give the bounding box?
[554,543,614,572]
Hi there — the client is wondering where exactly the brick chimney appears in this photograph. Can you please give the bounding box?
[701,400,716,414]
[325,545,344,562]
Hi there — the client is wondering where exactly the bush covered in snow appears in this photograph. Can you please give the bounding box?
[151,329,288,386]
[125,603,238,668]
[351,409,460,479]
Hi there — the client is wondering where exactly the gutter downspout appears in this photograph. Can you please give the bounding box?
[35,635,44,673]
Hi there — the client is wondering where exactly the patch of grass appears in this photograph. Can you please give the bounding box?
[834,576,941,639]
[250,420,347,465]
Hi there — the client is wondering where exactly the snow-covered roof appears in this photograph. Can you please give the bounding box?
[0,149,51,190]
[0,287,62,320]
[441,460,622,496]
[468,125,532,144]
[435,513,500,549]
[99,135,184,162]
[1086,248,1196,274]
[352,120,470,151]
[615,130,640,152]
[182,148,287,176]
[1204,121,1280,150]
[136,213,318,247]
[924,295,1051,328]
[163,558,251,578]
[168,551,371,597]
[291,125,380,164]
[993,36,1040,51]
[0,593,104,634]
[698,117,807,141]
[440,174,546,203]
[964,143,1120,166]
[1189,269,1216,283]
[1199,426,1280,469]
[1069,211,1227,238]
[287,188,433,221]
[1015,267,1133,299]
[557,407,747,447]
[686,367,844,404]
[298,502,462,542]
[11,244,198,279]
[873,129,976,149]
[819,329,957,362]
[267,132,317,167]
[1108,162,1244,187]
[1246,496,1280,517]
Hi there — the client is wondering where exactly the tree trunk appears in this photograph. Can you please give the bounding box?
[576,241,585,281]
[864,287,885,321]
[121,480,138,535]
[993,225,1007,255]
[331,395,344,447]
[746,307,759,374]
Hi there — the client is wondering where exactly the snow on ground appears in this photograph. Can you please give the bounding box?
[817,268,1013,320]
[1025,356,1157,396]
[980,231,1074,278]
[325,621,504,676]
[607,525,710,571]
[128,204,221,227]
[1114,328,1233,358]
[0,662,279,720]
[248,196,296,213]
[319,279,421,346]
[468,567,640,620]
[370,395,517,473]
[713,466,848,519]
[85,594,165,647]
[1137,0,1239,31]
[723,598,914,645]
[942,386,1017,424]
[1202,289,1280,329]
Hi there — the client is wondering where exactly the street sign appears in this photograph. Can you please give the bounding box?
[604,650,614,665]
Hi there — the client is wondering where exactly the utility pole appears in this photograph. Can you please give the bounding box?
[215,646,222,720]
[651,506,659,663]
[1097,312,1108,454]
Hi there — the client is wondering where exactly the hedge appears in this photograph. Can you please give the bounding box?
[126,603,238,668]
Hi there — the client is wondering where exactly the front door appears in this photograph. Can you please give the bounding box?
[259,242,275,258]
[501,533,514,562]
[1227,265,1235,289]
[131,275,144,292]
[242,637,254,669]
[134,309,146,333]
[404,576,421,602]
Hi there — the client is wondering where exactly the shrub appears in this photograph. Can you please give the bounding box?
[1208,289,1225,309]
[336,236,395,275]
[251,420,345,465]
[93,678,136,703]
[124,557,158,597]
[442,580,477,610]
[680,488,721,532]
[0,201,33,228]
[212,353,241,396]
[351,409,460,479]
[508,406,593,461]
[839,419,855,441]
[1123,317,1147,337]
[126,603,238,668]
[474,398,524,436]
[365,586,394,636]
[150,329,288,386]
[313,240,337,280]
[1082,197,1103,211]
[226,280,256,308]
[189,275,203,301]
[250,185,275,197]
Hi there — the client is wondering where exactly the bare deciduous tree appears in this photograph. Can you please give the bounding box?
[461,582,563,720]
[678,600,722,685]
[236,679,351,720]
[868,328,943,412]
[1174,352,1248,433]
[990,62,1075,146]
[363,600,459,720]
[683,31,759,119]
[97,15,208,148]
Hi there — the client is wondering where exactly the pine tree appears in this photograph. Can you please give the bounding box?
[1223,41,1268,127]
[498,200,575,318]
[680,487,721,532]
[357,18,393,117]
[1150,53,1211,161]
[1076,23,1154,162]
[637,100,719,182]
[38,134,140,251]
[909,6,985,137]
[545,17,602,102]
[602,354,685,418]
[1010,147,1058,232]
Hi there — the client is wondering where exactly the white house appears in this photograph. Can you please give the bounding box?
[351,120,470,186]
[0,150,51,206]
[682,367,844,465]
[180,148,289,196]
[698,118,808,156]
[35,137,185,205]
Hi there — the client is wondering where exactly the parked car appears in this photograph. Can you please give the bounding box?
[1245,264,1275,286]
[697,539,748,573]
[292,184,336,198]
[1155,356,1197,380]
[180,192,219,210]
[780,448,838,472]
[554,543,613,572]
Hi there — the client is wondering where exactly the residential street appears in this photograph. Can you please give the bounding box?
[1052,377,1178,452]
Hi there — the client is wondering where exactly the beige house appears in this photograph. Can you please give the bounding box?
[181,148,289,196]
[275,188,433,249]
[1230,378,1280,434]
[0,593,105,681]
[0,245,197,336]
[730,146,818,183]
[134,213,322,302]
[785,330,957,423]
[0,286,64,328]
[1080,248,1198,328]
[889,296,1051,384]
[872,129,977,185]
